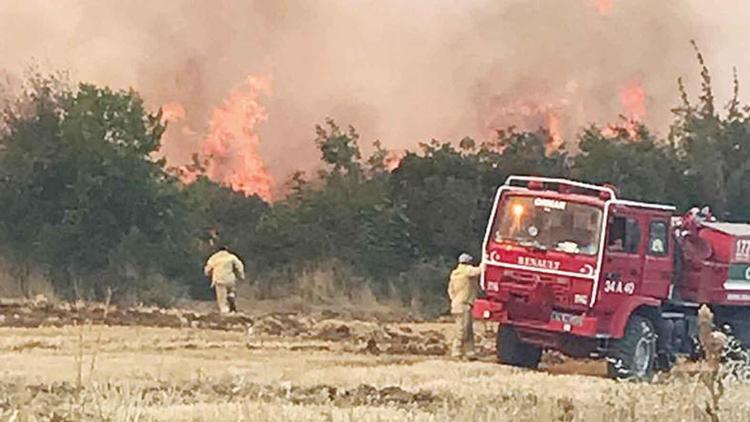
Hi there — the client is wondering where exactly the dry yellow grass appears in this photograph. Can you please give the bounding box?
[0,323,749,421]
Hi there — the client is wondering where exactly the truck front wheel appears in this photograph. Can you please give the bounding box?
[607,315,657,381]
[497,324,541,369]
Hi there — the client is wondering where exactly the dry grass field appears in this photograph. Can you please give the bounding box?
[0,303,749,421]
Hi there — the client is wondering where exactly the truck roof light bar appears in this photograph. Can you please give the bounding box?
[610,199,676,211]
[504,175,618,200]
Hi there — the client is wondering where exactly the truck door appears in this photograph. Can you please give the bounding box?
[598,209,644,305]
[641,218,672,298]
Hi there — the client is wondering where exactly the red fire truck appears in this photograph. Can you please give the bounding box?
[472,175,750,380]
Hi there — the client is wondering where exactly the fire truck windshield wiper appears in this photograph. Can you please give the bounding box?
[496,237,519,246]
[518,239,548,252]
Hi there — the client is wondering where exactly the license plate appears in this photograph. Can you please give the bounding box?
[550,311,583,326]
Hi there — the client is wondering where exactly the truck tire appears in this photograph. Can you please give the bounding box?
[497,324,541,369]
[607,315,657,381]
[719,317,750,349]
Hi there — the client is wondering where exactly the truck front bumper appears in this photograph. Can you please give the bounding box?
[472,298,604,339]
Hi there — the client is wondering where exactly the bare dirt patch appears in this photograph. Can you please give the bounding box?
[0,300,457,357]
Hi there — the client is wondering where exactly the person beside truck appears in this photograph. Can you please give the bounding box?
[448,253,485,360]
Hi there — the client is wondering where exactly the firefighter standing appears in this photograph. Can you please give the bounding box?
[448,253,484,359]
[204,245,245,314]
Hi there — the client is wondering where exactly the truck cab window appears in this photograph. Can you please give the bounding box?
[608,216,640,254]
[648,220,669,257]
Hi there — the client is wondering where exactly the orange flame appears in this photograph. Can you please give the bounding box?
[481,98,564,151]
[160,76,274,200]
[595,0,613,16]
[620,79,646,121]
[161,101,186,123]
[385,150,406,171]
[545,111,562,152]
[198,75,274,200]
[601,79,646,139]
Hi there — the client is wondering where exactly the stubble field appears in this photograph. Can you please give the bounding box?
[0,301,749,421]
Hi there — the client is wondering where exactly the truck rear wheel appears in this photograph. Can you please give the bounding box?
[607,315,656,381]
[497,324,541,369]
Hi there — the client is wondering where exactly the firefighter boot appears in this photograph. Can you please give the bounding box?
[463,341,477,361]
[227,289,237,313]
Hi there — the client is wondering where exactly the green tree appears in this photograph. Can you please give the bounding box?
[477,128,567,179]
[670,43,750,220]
[0,73,66,296]
[390,141,483,259]
[570,123,688,208]
[315,118,362,178]
[0,76,195,301]
[183,176,268,296]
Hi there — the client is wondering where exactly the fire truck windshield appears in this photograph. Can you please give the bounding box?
[491,195,603,256]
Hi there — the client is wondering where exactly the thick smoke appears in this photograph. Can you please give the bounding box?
[1,0,749,186]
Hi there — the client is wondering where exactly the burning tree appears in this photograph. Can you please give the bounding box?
[164,76,275,202]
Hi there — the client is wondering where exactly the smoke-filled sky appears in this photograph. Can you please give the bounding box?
[2,0,750,188]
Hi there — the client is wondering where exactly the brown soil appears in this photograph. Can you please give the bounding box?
[0,300,453,356]
[0,299,606,372]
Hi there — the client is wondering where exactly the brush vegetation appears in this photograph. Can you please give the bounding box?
[2,47,750,318]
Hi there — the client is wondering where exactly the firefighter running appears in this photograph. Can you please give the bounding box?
[204,245,245,314]
[448,253,484,360]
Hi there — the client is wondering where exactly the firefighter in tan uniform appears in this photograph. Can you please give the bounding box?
[448,253,484,359]
[204,246,245,314]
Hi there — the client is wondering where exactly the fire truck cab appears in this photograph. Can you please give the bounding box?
[473,175,750,380]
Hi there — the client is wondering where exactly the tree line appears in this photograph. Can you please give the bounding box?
[1,52,749,315]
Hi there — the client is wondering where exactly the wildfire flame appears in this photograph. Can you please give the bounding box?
[166,76,274,200]
[200,75,274,200]
[619,79,646,121]
[385,150,406,172]
[161,101,186,123]
[545,111,562,151]
[595,0,614,16]
[603,79,647,139]
[481,98,564,152]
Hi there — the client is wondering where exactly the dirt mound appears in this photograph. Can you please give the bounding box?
[249,312,311,336]
[358,326,447,356]
[0,299,254,331]
[0,300,459,356]
[247,314,449,355]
